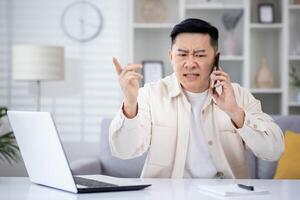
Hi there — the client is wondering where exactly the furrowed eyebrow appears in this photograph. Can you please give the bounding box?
[176,48,206,54]
[193,49,206,53]
[177,48,189,53]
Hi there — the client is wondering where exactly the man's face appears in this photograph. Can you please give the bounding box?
[169,33,217,93]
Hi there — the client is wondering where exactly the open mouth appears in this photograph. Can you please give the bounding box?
[183,73,200,77]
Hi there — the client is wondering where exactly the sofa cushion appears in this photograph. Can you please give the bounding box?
[274,130,300,179]
[257,115,300,179]
[256,159,277,179]
[99,118,147,178]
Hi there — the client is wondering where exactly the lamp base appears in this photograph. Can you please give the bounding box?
[36,80,41,111]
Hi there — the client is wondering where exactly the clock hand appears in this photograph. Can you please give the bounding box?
[79,17,85,36]
[84,21,99,28]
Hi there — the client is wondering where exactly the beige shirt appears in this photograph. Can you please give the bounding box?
[109,73,284,178]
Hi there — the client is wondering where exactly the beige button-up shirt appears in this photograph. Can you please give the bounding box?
[109,74,284,178]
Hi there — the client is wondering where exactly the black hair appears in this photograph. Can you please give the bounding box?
[170,18,219,49]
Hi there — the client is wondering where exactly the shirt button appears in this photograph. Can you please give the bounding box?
[208,140,213,146]
[246,119,251,125]
[253,124,257,129]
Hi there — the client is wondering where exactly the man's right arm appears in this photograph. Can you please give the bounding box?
[109,86,152,159]
[122,101,138,119]
[109,58,151,159]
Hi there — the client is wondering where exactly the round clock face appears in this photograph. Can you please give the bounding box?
[61,1,103,42]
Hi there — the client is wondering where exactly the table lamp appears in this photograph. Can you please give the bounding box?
[12,45,64,111]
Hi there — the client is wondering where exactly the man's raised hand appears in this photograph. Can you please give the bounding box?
[113,57,143,118]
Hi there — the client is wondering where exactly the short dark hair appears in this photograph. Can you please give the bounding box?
[170,18,219,49]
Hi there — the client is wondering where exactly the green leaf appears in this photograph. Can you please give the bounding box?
[0,107,8,118]
[0,131,20,165]
[0,107,20,164]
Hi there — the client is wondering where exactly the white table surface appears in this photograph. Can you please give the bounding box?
[0,177,299,200]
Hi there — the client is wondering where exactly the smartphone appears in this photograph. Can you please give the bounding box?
[212,53,220,93]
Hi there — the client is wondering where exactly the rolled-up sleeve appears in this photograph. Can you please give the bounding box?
[109,85,152,159]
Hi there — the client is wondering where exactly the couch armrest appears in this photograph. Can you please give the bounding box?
[70,157,102,175]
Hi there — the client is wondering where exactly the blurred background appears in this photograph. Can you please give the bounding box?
[0,0,300,176]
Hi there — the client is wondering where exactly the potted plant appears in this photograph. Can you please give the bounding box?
[0,107,19,164]
[289,66,300,102]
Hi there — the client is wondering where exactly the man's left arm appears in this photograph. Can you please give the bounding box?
[211,70,284,161]
[233,87,284,161]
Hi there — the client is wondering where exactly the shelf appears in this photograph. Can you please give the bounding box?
[220,56,244,61]
[289,56,300,61]
[185,3,244,10]
[131,0,295,115]
[289,5,300,10]
[250,88,283,94]
[252,91,281,115]
[289,102,300,107]
[133,23,175,29]
[250,23,283,29]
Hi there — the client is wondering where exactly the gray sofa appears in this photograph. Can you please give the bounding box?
[71,115,300,179]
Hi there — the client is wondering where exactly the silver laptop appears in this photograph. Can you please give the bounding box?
[7,111,151,193]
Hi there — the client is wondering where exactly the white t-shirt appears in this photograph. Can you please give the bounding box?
[183,89,217,178]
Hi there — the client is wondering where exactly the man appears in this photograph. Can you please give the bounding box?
[109,18,284,179]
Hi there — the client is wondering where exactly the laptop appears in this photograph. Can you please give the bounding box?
[7,111,151,193]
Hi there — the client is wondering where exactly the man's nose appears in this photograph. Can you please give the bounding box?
[185,54,196,68]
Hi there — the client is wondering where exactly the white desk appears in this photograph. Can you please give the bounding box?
[0,177,299,200]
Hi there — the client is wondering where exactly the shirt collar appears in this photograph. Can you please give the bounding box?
[166,73,182,98]
[165,73,215,109]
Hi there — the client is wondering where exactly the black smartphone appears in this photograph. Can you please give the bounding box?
[212,53,220,93]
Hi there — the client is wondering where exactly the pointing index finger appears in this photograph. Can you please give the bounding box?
[124,64,143,72]
[112,57,122,75]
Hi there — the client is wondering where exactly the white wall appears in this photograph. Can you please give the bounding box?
[0,0,129,176]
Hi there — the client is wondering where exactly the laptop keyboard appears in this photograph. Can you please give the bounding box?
[74,176,118,188]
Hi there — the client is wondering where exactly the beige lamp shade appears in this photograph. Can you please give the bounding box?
[12,45,64,80]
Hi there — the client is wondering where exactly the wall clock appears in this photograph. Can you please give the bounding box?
[61,1,103,42]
